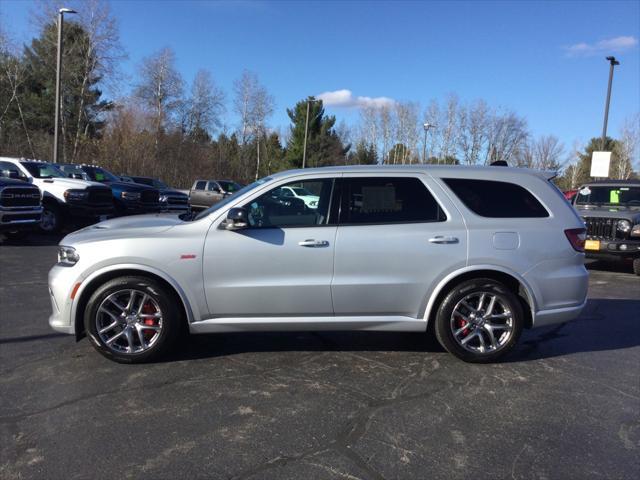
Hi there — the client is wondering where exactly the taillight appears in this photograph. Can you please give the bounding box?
[565,228,586,252]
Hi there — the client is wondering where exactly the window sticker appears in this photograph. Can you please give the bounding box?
[95,173,105,181]
[361,186,398,213]
[579,187,591,196]
[609,190,620,203]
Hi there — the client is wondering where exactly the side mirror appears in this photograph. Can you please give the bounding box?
[222,207,249,231]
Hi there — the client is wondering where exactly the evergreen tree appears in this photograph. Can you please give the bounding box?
[285,97,350,168]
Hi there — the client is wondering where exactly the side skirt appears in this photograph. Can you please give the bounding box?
[189,316,427,334]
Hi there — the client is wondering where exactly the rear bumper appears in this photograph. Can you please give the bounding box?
[533,299,587,328]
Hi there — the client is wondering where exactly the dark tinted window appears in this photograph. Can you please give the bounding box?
[443,178,548,218]
[194,181,206,190]
[339,177,445,224]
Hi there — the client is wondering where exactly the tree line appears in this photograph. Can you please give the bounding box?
[1,0,637,189]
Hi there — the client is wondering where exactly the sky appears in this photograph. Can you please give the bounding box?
[1,0,639,155]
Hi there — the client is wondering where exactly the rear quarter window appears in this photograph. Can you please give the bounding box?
[443,178,549,218]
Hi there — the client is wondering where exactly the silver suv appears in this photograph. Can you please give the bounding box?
[48,166,588,363]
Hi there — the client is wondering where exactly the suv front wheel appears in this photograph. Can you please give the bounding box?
[434,278,524,363]
[85,276,182,363]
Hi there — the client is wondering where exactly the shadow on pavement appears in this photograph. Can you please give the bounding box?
[508,298,640,362]
[163,298,639,363]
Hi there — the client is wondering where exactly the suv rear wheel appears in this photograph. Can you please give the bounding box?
[434,278,524,363]
[85,276,182,363]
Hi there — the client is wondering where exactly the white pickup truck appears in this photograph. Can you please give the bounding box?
[0,157,114,233]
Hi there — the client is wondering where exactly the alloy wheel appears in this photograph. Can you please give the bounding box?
[95,289,163,354]
[450,291,514,354]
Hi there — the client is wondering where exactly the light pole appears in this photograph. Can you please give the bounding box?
[302,98,322,168]
[53,7,77,164]
[422,122,435,163]
[601,56,619,151]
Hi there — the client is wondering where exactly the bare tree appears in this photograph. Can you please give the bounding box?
[183,69,225,138]
[378,104,393,164]
[533,135,564,171]
[439,94,459,161]
[485,110,528,164]
[457,99,488,165]
[615,113,639,179]
[134,47,184,157]
[233,70,274,145]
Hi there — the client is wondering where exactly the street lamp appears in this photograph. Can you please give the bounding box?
[53,7,77,164]
[601,56,620,151]
[302,98,322,169]
[422,122,436,164]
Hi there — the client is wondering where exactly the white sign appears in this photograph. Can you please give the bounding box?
[590,151,611,177]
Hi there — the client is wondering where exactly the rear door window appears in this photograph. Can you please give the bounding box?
[194,181,206,190]
[443,178,548,218]
[338,177,446,225]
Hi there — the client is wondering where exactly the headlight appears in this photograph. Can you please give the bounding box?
[631,224,640,237]
[58,246,79,266]
[617,219,632,233]
[159,194,168,203]
[64,189,88,201]
[121,191,141,201]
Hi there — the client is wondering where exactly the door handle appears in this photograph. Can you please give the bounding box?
[428,236,459,244]
[298,239,329,248]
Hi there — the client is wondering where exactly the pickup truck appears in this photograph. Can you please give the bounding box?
[0,157,113,233]
[189,179,242,210]
[58,164,161,216]
[0,175,42,239]
[129,176,190,213]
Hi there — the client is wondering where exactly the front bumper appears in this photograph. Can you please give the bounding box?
[584,239,640,257]
[48,263,82,335]
[65,202,115,218]
[0,206,42,231]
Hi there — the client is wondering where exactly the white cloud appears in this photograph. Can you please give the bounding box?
[564,36,638,57]
[317,89,396,109]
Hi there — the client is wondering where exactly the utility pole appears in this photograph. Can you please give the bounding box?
[601,56,620,150]
[302,98,322,168]
[302,100,310,169]
[422,122,435,163]
[53,7,77,164]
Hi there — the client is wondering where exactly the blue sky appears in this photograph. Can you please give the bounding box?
[2,0,639,152]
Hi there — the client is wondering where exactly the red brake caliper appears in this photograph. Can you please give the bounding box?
[456,316,469,337]
[141,302,157,339]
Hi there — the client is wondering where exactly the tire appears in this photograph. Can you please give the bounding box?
[84,275,183,363]
[633,258,640,276]
[40,203,62,233]
[434,278,524,363]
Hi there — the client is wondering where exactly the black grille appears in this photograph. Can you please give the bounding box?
[166,195,188,206]
[0,187,41,208]
[87,187,113,205]
[583,217,624,240]
[141,190,160,204]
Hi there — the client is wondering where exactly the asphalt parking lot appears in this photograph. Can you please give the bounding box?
[1,236,639,480]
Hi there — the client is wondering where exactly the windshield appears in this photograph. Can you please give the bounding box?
[575,185,640,206]
[22,162,66,179]
[194,177,272,221]
[83,166,120,182]
[218,181,242,193]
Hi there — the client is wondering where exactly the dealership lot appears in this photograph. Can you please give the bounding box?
[0,239,638,480]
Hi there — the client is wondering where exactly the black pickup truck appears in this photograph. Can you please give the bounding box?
[58,164,161,216]
[573,179,640,275]
[0,176,43,239]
